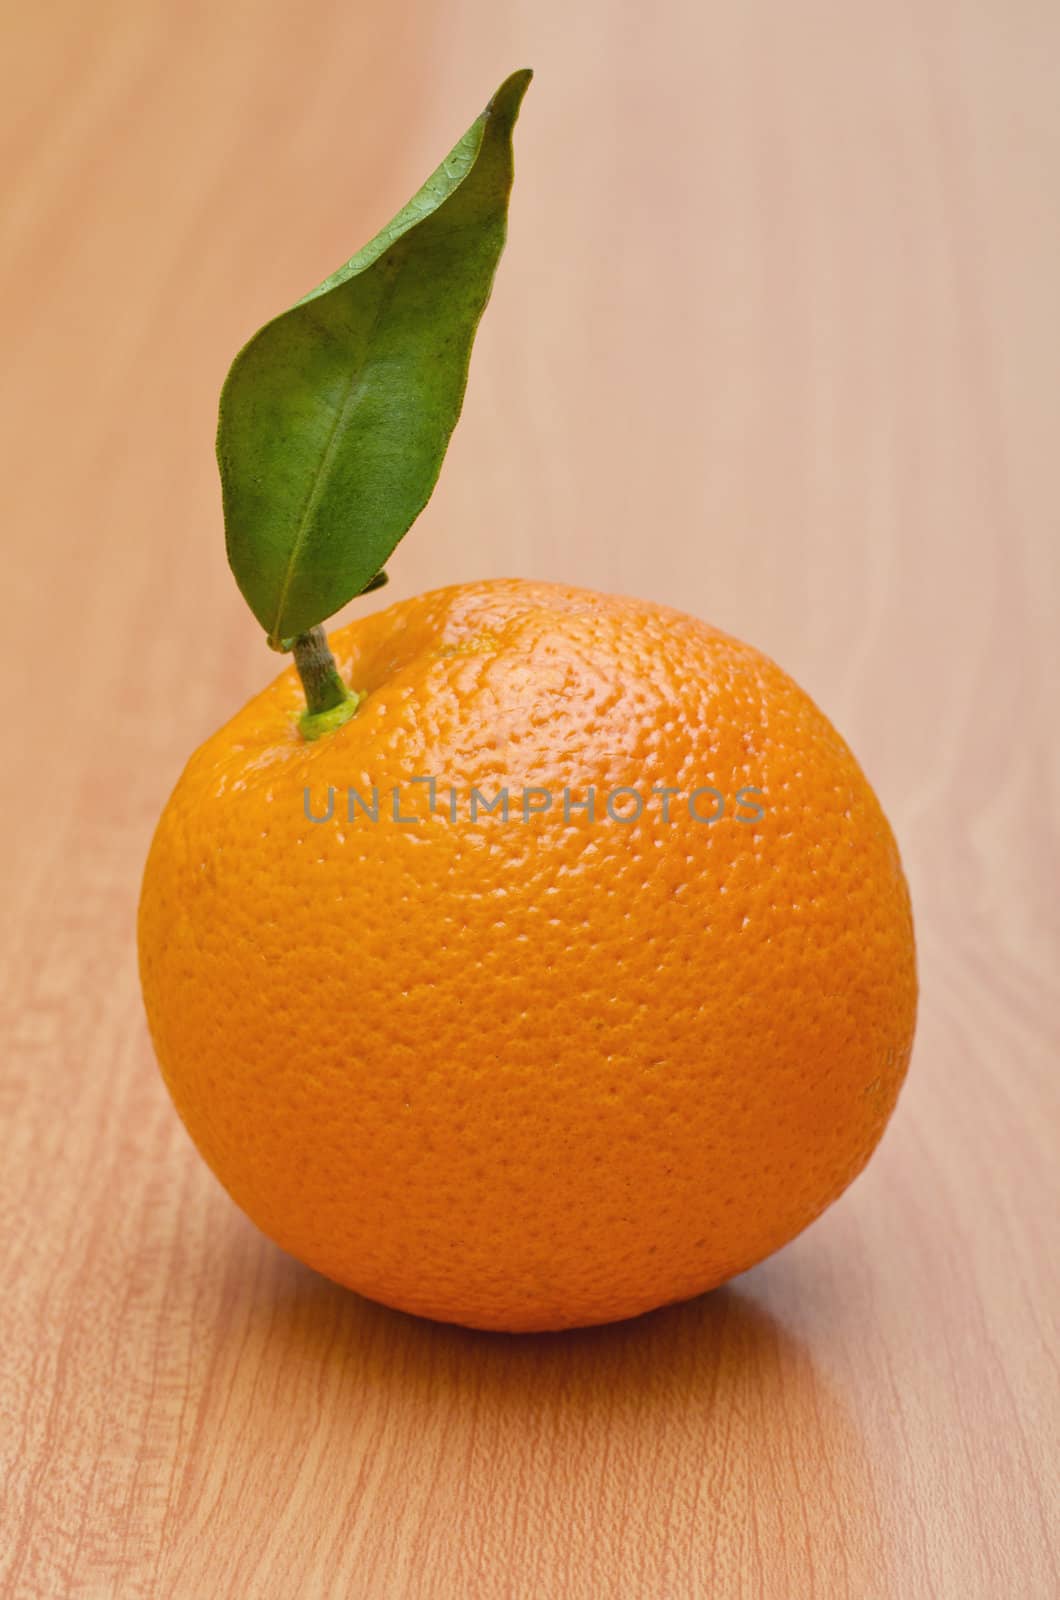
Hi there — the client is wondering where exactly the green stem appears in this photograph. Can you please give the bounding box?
[292,627,360,740]
[292,627,347,713]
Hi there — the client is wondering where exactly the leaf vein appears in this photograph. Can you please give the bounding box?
[267,263,405,639]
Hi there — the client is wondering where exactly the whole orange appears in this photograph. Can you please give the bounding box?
[139,579,916,1331]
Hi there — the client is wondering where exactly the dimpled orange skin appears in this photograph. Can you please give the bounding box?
[138,579,917,1332]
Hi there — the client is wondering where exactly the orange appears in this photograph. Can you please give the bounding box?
[138,579,917,1331]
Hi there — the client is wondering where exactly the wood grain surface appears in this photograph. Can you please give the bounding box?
[2,0,1058,1595]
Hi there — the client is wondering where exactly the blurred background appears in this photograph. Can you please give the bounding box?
[5,0,1058,935]
[3,2,1058,1596]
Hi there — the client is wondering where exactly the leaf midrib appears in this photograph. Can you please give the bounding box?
[268,262,405,640]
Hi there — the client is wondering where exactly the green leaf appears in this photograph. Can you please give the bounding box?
[217,68,532,645]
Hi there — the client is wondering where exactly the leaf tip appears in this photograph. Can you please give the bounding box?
[488,67,534,120]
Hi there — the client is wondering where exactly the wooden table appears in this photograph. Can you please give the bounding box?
[3,1,1058,1594]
